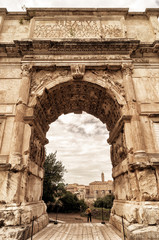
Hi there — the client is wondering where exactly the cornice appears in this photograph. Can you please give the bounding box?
[136,40,159,54]
[0,8,129,18]
[146,8,159,16]
[0,39,140,57]
[27,8,129,17]
[1,8,159,18]
[1,39,159,57]
[0,8,7,16]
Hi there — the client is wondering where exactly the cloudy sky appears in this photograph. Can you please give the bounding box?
[46,113,111,185]
[1,0,159,185]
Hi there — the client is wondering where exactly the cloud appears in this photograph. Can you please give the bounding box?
[156,0,159,5]
[46,112,111,185]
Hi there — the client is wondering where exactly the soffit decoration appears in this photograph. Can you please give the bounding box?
[33,81,121,132]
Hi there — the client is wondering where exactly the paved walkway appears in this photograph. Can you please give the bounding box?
[28,223,122,240]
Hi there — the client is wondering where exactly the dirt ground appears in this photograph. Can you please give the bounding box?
[48,212,103,223]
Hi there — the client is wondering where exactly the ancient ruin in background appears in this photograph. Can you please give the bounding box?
[66,173,114,202]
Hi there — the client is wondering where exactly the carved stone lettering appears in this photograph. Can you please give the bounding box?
[102,23,124,37]
[34,20,101,38]
[33,20,124,39]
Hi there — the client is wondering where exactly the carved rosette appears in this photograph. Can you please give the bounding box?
[71,64,85,80]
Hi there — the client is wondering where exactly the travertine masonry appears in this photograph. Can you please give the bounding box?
[0,8,159,240]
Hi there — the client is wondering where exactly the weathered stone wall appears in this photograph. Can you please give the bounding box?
[0,8,159,240]
[0,63,21,160]
[0,8,159,43]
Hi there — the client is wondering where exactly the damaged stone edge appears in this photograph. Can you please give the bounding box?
[112,153,159,179]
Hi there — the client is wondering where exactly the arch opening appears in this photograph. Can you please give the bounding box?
[23,74,130,237]
[46,112,112,185]
[28,79,124,171]
[27,80,126,172]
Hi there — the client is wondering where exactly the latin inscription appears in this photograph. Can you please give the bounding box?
[33,20,124,38]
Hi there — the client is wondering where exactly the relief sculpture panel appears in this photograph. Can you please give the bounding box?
[110,129,128,167]
[29,128,45,167]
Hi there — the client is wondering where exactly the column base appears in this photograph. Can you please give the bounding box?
[0,201,49,239]
[110,200,159,240]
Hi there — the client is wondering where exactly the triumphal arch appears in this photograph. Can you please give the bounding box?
[0,7,159,239]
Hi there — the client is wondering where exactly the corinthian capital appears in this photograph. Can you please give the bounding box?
[121,63,133,76]
[21,64,32,77]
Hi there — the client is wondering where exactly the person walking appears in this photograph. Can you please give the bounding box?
[86,207,92,222]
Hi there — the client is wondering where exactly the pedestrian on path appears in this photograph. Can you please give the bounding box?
[86,207,92,222]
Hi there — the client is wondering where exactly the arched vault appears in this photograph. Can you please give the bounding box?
[36,80,122,132]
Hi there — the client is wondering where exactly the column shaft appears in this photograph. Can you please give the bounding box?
[10,65,31,165]
[122,63,146,153]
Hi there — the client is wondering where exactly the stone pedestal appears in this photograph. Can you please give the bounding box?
[0,201,49,240]
[110,200,159,240]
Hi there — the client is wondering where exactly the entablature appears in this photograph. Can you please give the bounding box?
[1,8,159,18]
[1,8,159,44]
[1,39,159,59]
[0,39,140,57]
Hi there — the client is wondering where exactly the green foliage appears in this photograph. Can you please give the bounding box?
[60,191,80,212]
[94,194,115,209]
[43,152,66,204]
[78,199,88,212]
[57,191,87,213]
[43,152,88,213]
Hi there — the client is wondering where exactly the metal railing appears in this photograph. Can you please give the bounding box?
[31,216,35,240]
[122,216,125,240]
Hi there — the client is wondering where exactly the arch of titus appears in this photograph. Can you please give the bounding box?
[1,7,159,239]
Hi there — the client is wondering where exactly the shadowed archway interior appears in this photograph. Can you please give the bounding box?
[34,80,122,134]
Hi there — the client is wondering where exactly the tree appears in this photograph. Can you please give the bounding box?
[94,194,115,209]
[59,191,80,212]
[43,152,66,205]
[42,152,88,213]
[59,191,87,213]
